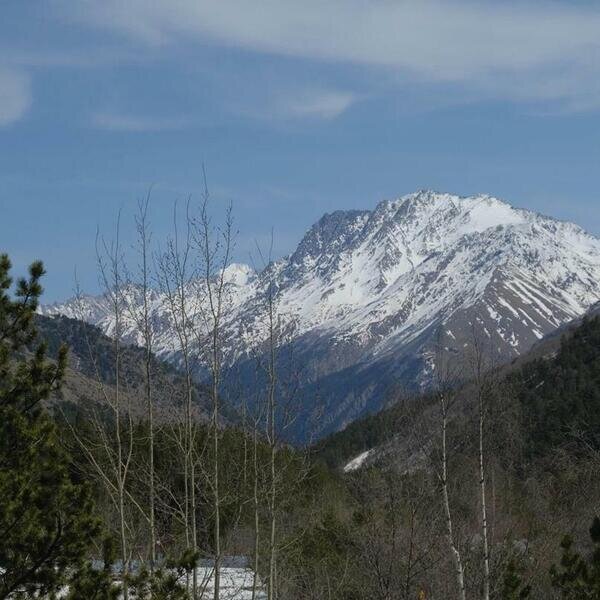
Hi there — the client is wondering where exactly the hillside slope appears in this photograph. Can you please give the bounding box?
[318,309,600,471]
[35,314,214,422]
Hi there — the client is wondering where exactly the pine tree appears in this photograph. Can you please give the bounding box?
[65,537,120,600]
[501,559,531,599]
[0,255,100,599]
[550,517,600,599]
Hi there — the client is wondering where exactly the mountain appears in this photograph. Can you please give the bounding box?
[317,307,600,474]
[34,314,215,422]
[40,191,600,440]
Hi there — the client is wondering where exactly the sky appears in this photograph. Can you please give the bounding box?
[1,1,600,302]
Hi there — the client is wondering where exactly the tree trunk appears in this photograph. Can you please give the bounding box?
[479,395,490,600]
[136,198,156,571]
[267,293,277,600]
[252,422,260,600]
[213,367,221,600]
[440,397,466,600]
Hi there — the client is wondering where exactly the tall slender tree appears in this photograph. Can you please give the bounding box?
[156,198,201,597]
[64,219,138,600]
[127,192,158,570]
[469,331,493,600]
[192,171,234,600]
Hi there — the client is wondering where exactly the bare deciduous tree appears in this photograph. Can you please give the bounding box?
[156,198,202,596]
[431,335,467,600]
[126,192,158,570]
[64,217,139,600]
[192,171,235,600]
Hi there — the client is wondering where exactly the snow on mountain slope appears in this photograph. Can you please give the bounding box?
[41,191,600,438]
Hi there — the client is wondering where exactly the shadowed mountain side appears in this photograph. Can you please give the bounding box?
[35,314,220,423]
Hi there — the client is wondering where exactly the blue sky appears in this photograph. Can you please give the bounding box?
[2,1,600,301]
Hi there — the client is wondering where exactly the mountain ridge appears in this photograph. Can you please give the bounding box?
[40,190,600,439]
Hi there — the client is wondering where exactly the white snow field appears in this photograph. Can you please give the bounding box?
[6,563,266,599]
[192,565,267,599]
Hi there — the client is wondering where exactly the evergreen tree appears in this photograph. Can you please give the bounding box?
[501,558,531,599]
[512,316,600,457]
[64,537,120,600]
[550,517,600,599]
[0,255,100,599]
[126,556,192,600]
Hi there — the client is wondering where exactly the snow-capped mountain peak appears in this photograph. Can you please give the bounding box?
[40,191,600,439]
[222,263,255,286]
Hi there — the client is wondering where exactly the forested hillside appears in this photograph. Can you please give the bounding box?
[510,315,600,458]
[306,314,600,598]
[317,314,600,470]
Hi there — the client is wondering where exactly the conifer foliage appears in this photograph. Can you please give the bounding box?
[501,559,531,599]
[0,255,99,599]
[550,517,600,599]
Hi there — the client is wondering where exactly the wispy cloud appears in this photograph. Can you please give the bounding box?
[0,66,31,126]
[67,0,600,109]
[237,87,359,121]
[90,111,190,132]
[275,89,357,120]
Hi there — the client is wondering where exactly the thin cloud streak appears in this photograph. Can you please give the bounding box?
[278,89,358,120]
[236,88,359,121]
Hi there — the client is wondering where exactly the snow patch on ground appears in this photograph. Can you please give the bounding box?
[343,450,372,473]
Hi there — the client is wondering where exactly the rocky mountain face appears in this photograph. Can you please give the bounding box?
[41,191,600,440]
